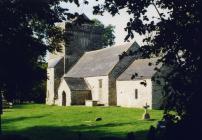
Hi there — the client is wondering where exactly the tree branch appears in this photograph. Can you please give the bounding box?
[151,2,163,21]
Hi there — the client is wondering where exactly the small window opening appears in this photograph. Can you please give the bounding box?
[135,89,138,99]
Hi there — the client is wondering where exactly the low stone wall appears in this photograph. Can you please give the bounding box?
[85,100,98,107]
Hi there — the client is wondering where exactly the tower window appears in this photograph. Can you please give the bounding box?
[135,89,138,99]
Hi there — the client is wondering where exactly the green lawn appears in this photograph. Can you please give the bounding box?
[2,104,163,140]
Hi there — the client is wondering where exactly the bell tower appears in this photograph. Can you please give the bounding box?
[46,14,104,105]
[64,14,104,72]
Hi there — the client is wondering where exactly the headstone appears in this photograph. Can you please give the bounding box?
[142,103,150,120]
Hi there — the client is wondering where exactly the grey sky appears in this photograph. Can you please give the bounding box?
[60,1,164,46]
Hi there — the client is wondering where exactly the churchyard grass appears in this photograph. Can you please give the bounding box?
[2,104,163,140]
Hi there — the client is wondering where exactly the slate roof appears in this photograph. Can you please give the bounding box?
[48,56,63,68]
[117,57,162,81]
[65,43,135,78]
[64,77,90,91]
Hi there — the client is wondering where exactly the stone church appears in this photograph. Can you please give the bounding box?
[46,14,165,109]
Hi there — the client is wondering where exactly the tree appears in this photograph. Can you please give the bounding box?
[0,0,85,134]
[93,0,201,140]
[92,19,115,47]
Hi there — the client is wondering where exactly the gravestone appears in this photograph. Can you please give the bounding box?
[2,94,12,109]
[142,103,150,120]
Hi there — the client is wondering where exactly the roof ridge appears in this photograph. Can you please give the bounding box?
[85,43,133,54]
[65,41,140,78]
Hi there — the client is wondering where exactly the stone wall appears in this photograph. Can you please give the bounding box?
[108,76,117,106]
[108,42,141,106]
[84,76,109,105]
[151,65,169,109]
[46,58,64,105]
[54,58,64,98]
[46,68,55,105]
[116,79,153,108]
[71,90,92,105]
[152,81,163,109]
[57,79,71,106]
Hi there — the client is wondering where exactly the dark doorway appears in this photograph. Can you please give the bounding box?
[62,91,66,106]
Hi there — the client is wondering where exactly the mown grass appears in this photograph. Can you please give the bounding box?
[2,104,163,140]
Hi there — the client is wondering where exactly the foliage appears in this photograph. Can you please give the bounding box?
[2,62,47,103]
[92,19,115,47]
[0,0,84,103]
[2,104,163,140]
[93,0,201,139]
[0,0,114,104]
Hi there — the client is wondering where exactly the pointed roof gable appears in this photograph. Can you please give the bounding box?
[117,57,162,81]
[65,43,138,78]
[70,13,92,24]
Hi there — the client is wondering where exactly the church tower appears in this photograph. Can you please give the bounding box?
[65,14,104,72]
[46,14,104,105]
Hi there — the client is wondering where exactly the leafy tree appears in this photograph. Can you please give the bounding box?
[0,0,85,134]
[94,0,201,140]
[92,19,115,47]
[0,0,114,105]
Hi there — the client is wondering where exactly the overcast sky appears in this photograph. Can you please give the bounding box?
[60,1,162,46]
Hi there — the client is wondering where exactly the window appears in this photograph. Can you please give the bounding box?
[99,79,102,88]
[135,89,138,99]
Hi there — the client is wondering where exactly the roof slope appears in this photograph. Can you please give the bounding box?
[64,77,89,91]
[117,58,162,81]
[68,13,92,24]
[65,43,134,77]
[48,56,63,68]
